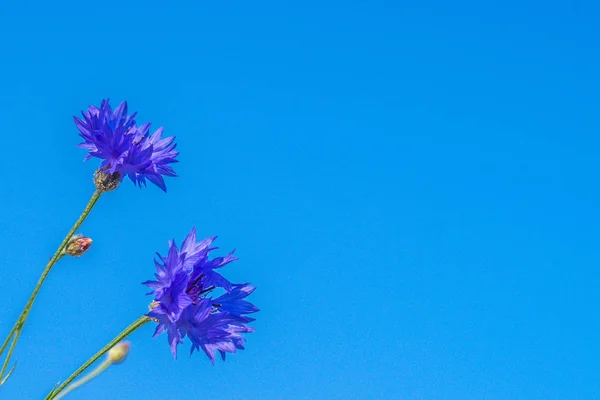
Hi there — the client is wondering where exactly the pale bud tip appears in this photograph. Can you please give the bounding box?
[107,341,131,364]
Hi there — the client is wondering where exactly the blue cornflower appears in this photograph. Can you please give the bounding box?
[143,228,258,361]
[74,99,178,191]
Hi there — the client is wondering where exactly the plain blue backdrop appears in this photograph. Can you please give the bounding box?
[0,1,599,399]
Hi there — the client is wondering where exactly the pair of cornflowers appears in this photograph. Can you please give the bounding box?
[76,100,258,361]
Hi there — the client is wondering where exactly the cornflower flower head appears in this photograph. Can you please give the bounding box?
[74,99,178,191]
[143,228,258,362]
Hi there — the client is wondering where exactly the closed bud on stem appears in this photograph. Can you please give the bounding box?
[107,341,130,364]
[94,169,120,192]
[64,235,93,257]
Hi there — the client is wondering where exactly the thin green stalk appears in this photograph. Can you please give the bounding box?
[46,316,151,400]
[0,189,102,385]
[53,359,111,400]
[0,328,21,380]
[0,325,18,359]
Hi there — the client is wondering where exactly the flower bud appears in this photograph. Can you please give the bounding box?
[94,169,120,192]
[64,235,93,257]
[107,341,130,364]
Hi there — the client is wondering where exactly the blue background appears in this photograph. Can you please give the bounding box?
[1,1,599,399]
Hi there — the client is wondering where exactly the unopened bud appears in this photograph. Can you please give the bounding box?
[94,169,120,192]
[65,235,93,257]
[107,341,130,364]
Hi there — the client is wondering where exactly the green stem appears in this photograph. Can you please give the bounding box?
[0,325,18,360]
[46,316,151,400]
[53,359,111,400]
[0,329,22,380]
[0,189,102,385]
